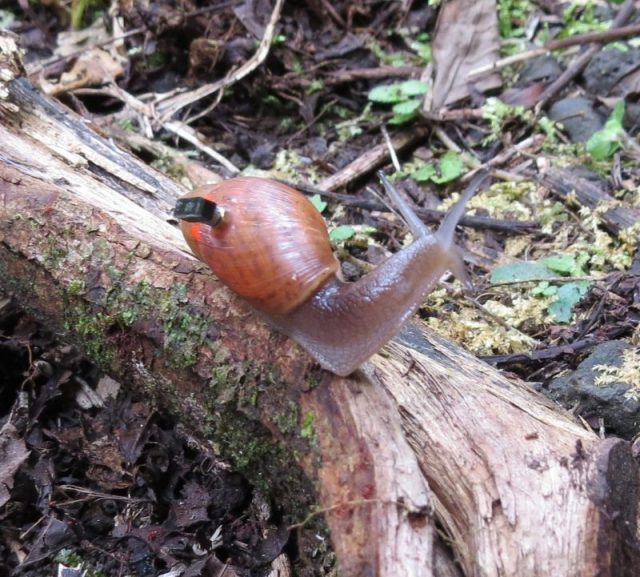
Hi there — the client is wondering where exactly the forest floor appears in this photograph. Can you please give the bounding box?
[1,1,639,576]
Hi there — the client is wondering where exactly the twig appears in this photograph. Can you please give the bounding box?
[480,328,628,364]
[71,85,238,173]
[164,121,240,174]
[468,48,549,80]
[489,275,601,288]
[421,107,485,122]
[290,181,539,234]
[318,0,346,29]
[460,134,546,183]
[545,22,640,52]
[432,125,525,183]
[315,126,430,191]
[155,0,286,122]
[326,65,422,84]
[381,125,401,172]
[469,22,640,81]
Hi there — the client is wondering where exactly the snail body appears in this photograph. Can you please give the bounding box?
[176,174,484,376]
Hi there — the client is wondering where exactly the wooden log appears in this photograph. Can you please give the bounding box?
[542,166,640,237]
[1,33,638,577]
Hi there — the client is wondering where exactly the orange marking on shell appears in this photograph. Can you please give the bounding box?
[180,177,338,315]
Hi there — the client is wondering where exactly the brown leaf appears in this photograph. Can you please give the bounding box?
[428,0,501,110]
[45,48,124,96]
[0,423,29,507]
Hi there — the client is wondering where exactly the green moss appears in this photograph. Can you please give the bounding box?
[64,304,116,368]
[215,402,313,500]
[151,156,187,181]
[300,411,318,447]
[100,280,211,370]
[203,364,316,502]
[45,246,67,267]
[272,401,299,435]
[67,279,85,296]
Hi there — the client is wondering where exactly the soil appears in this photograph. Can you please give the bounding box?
[0,294,290,577]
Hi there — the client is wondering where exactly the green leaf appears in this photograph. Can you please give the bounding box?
[392,99,422,116]
[489,261,557,283]
[309,194,327,213]
[586,100,625,161]
[432,150,464,183]
[368,84,404,103]
[389,111,417,125]
[531,281,558,296]
[411,151,464,184]
[399,80,429,97]
[412,164,437,182]
[329,225,356,241]
[542,254,577,275]
[548,281,590,323]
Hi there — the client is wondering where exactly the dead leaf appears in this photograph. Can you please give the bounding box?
[45,49,124,96]
[0,423,29,507]
[171,479,213,528]
[428,0,501,110]
[85,437,130,490]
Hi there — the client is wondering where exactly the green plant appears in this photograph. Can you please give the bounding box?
[411,150,464,184]
[367,41,408,67]
[586,101,626,161]
[367,80,429,124]
[398,30,432,63]
[482,97,533,143]
[71,0,107,29]
[309,194,327,213]
[560,1,609,38]
[497,0,531,39]
[490,253,592,323]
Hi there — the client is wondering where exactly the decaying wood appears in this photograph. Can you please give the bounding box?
[542,167,640,237]
[1,39,639,577]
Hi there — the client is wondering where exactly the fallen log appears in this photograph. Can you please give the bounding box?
[1,33,638,577]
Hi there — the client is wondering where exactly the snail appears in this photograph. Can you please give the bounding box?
[175,172,486,376]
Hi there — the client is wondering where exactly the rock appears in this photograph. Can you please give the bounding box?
[583,47,640,95]
[548,96,605,143]
[519,55,563,84]
[546,340,640,438]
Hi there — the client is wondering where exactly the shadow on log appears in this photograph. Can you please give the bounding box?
[1,33,639,577]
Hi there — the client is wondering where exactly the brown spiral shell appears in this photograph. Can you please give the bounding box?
[180,177,339,315]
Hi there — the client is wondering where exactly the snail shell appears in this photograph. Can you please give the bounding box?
[180,177,339,315]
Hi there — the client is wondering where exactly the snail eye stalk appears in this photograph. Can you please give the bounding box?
[174,197,223,226]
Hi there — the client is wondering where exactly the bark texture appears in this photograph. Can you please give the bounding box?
[1,36,639,577]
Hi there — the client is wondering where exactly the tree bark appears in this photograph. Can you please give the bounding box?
[1,34,638,577]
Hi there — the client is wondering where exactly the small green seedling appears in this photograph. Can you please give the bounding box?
[412,150,464,184]
[586,101,625,161]
[490,253,592,323]
[368,80,429,124]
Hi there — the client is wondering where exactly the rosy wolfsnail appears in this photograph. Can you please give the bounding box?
[175,172,486,376]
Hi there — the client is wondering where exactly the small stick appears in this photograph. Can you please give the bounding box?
[381,126,402,172]
[468,22,640,81]
[156,0,285,121]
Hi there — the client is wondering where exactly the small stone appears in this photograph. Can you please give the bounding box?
[546,340,639,438]
[548,96,604,143]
